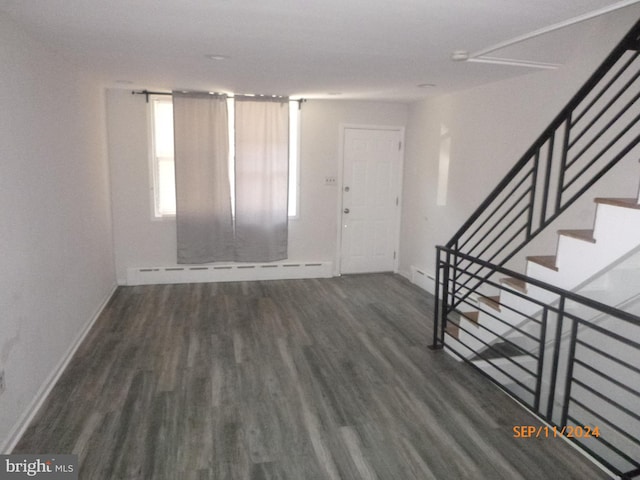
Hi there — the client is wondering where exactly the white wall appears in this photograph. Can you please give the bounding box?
[0,15,115,451]
[293,100,408,263]
[399,9,640,282]
[107,93,408,283]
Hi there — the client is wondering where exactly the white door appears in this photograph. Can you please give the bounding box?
[340,127,403,274]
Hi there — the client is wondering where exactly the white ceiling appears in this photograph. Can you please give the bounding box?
[2,0,640,101]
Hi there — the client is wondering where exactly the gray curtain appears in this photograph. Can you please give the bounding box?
[173,92,234,263]
[234,97,289,261]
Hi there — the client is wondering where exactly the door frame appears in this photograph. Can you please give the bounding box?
[335,124,405,276]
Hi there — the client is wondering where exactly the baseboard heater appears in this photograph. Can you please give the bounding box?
[410,265,436,294]
[126,261,333,286]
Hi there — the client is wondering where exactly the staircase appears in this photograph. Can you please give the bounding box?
[432,18,640,480]
[448,195,640,360]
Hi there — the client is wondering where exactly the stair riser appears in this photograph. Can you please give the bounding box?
[593,203,640,245]
[527,203,640,289]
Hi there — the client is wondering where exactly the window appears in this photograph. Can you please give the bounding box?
[149,97,176,217]
[149,95,300,219]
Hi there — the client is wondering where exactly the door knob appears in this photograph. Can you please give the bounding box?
[343,208,350,214]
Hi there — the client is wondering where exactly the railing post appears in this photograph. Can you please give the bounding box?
[556,115,572,213]
[561,317,579,427]
[540,132,555,228]
[533,307,548,413]
[440,248,451,347]
[546,296,566,422]
[527,151,540,239]
[431,247,443,349]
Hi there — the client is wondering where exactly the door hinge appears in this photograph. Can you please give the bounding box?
[395,197,399,206]
[393,251,397,260]
[398,141,402,151]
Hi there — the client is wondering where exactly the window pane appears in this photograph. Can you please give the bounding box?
[289,101,299,217]
[153,100,174,158]
[157,157,176,215]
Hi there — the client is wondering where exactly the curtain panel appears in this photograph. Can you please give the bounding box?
[234,96,289,262]
[173,92,234,263]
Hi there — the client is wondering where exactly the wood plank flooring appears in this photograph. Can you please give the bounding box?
[13,274,610,479]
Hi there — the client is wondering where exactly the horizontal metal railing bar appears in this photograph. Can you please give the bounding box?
[449,224,529,309]
[451,301,539,358]
[445,327,536,394]
[436,21,640,479]
[572,378,640,423]
[563,110,640,191]
[558,439,627,479]
[569,427,640,475]
[453,291,539,340]
[451,266,553,325]
[452,272,557,316]
[437,247,640,327]
[451,299,539,359]
[458,171,533,252]
[450,282,543,341]
[576,339,640,377]
[573,317,640,348]
[452,318,539,375]
[570,397,640,450]
[567,64,640,152]
[527,130,640,246]
[442,341,537,411]
[624,467,640,478]
[462,206,530,264]
[571,50,640,127]
[573,358,640,398]
[484,224,528,266]
[540,134,555,229]
[565,90,640,172]
[466,202,530,261]
[564,420,640,473]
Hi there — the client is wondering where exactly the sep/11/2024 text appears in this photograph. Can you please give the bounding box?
[513,425,600,439]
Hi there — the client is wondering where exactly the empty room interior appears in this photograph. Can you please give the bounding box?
[1,1,640,479]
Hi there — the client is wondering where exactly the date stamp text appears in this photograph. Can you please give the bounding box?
[513,425,600,439]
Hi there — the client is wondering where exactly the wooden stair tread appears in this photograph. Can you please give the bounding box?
[558,229,595,243]
[445,310,479,339]
[461,311,479,326]
[527,255,558,271]
[594,197,640,210]
[445,322,459,339]
[500,277,527,293]
[478,295,501,311]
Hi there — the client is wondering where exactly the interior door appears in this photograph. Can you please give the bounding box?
[340,127,403,274]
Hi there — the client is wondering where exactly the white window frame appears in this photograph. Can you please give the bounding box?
[148,95,176,220]
[288,100,301,219]
[148,94,300,220]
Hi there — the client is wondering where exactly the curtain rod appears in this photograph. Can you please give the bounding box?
[131,90,306,108]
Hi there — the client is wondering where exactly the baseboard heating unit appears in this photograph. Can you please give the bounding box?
[126,261,333,286]
[410,265,435,294]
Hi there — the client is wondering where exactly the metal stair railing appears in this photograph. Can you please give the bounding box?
[431,16,640,480]
[435,248,640,480]
[434,18,640,319]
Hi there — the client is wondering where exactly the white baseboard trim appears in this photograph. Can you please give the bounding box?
[1,283,118,454]
[126,261,334,286]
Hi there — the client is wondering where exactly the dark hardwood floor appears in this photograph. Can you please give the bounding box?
[14,274,609,479]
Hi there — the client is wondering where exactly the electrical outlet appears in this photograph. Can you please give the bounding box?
[0,370,5,396]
